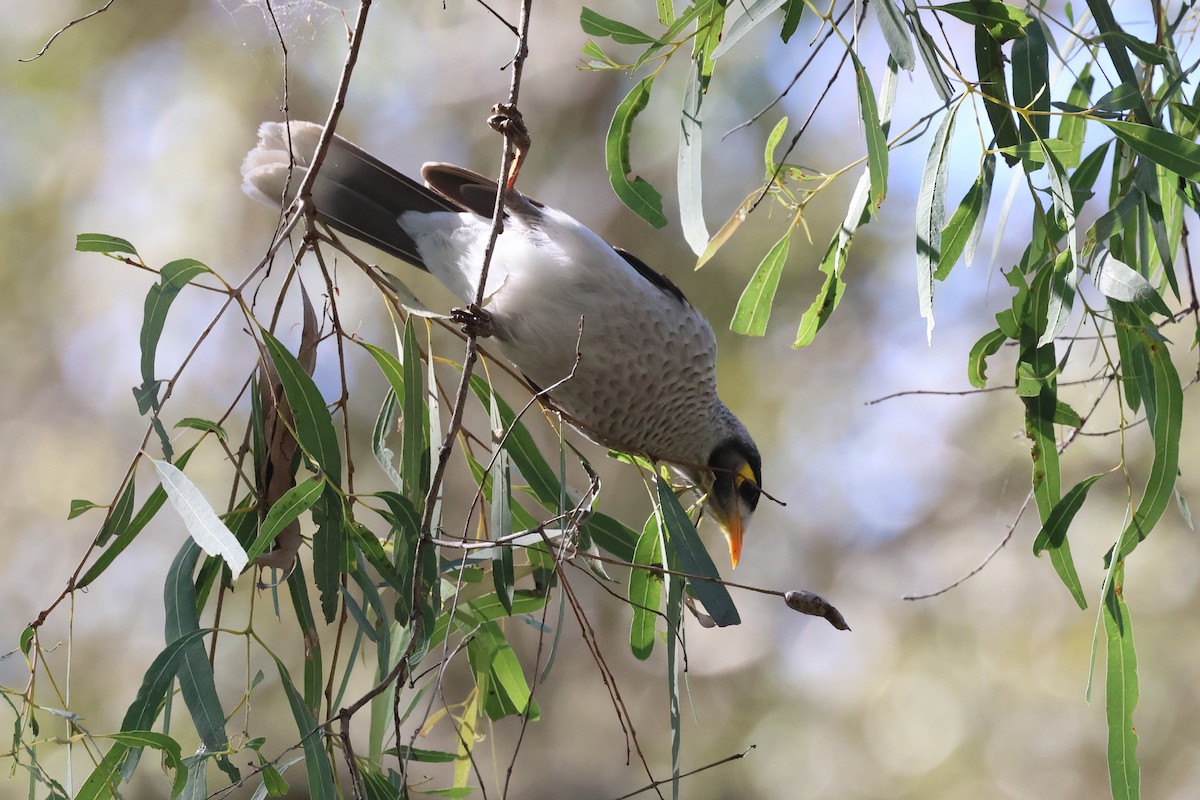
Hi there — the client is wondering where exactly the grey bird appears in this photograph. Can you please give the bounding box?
[241,120,762,567]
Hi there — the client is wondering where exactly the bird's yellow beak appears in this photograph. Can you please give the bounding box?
[718,512,744,570]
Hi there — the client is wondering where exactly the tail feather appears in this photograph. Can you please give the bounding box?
[241,121,457,269]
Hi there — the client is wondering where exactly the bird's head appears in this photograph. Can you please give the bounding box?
[703,437,763,569]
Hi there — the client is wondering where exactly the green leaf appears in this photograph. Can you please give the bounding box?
[657,480,740,627]
[95,479,136,547]
[938,154,995,279]
[967,327,1007,388]
[678,54,709,255]
[1022,266,1061,524]
[583,512,640,563]
[1094,252,1172,316]
[629,515,664,660]
[77,732,187,800]
[917,107,958,343]
[402,318,427,501]
[286,562,324,709]
[780,0,805,42]
[1012,20,1050,145]
[793,169,873,349]
[874,0,915,70]
[1103,569,1140,800]
[312,487,347,623]
[137,259,211,410]
[1101,119,1200,182]
[1056,66,1093,168]
[853,53,888,214]
[260,326,342,486]
[935,1,1031,40]
[710,0,789,59]
[274,655,337,799]
[489,391,515,615]
[154,458,249,575]
[467,620,538,720]
[164,541,230,757]
[580,7,658,44]
[1033,473,1105,609]
[976,26,1020,164]
[1111,315,1183,562]
[246,476,325,563]
[468,375,562,510]
[605,76,667,228]
[76,232,138,256]
[69,498,103,519]
[731,229,790,336]
[174,417,228,441]
[913,17,953,103]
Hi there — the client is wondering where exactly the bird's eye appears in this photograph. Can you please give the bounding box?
[738,480,760,504]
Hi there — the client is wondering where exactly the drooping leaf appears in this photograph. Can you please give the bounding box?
[731,230,790,336]
[629,514,664,660]
[656,479,740,627]
[1012,20,1051,146]
[174,417,229,441]
[916,107,959,343]
[1103,568,1141,800]
[1094,252,1172,316]
[710,0,789,59]
[976,26,1020,164]
[679,54,709,255]
[1033,473,1106,609]
[938,154,995,278]
[605,76,667,227]
[154,459,248,575]
[874,0,915,70]
[246,476,325,564]
[967,327,1007,388]
[401,318,427,502]
[912,15,953,103]
[137,259,212,410]
[780,0,805,42]
[853,53,888,213]
[164,541,231,762]
[274,655,337,800]
[489,390,515,615]
[260,327,342,486]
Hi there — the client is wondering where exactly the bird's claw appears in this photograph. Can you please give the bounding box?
[487,103,531,191]
[451,305,500,339]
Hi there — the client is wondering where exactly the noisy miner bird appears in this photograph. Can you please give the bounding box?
[241,120,762,567]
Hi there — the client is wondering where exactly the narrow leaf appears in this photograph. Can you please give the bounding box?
[580,7,658,44]
[967,327,1007,388]
[853,53,889,213]
[154,459,248,575]
[606,76,667,227]
[1012,20,1051,145]
[1032,473,1106,609]
[874,0,915,70]
[731,230,790,336]
[246,476,325,563]
[1103,570,1140,800]
[656,480,740,626]
[1102,119,1200,182]
[260,327,342,486]
[678,55,709,255]
[629,515,664,660]
[916,107,958,343]
[274,656,337,799]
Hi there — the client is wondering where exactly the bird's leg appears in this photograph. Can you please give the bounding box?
[450,304,502,339]
[487,103,531,191]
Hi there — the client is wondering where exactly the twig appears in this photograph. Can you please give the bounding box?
[608,747,757,800]
[19,0,116,62]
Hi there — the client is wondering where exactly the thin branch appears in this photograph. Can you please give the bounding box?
[608,747,757,800]
[19,0,117,62]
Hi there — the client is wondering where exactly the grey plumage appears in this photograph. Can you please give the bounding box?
[242,120,762,565]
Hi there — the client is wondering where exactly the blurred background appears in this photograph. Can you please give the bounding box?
[3,1,1199,798]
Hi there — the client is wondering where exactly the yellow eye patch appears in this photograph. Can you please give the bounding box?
[735,463,757,487]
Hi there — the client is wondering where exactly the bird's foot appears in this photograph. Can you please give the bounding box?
[487,103,531,191]
[450,304,501,339]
